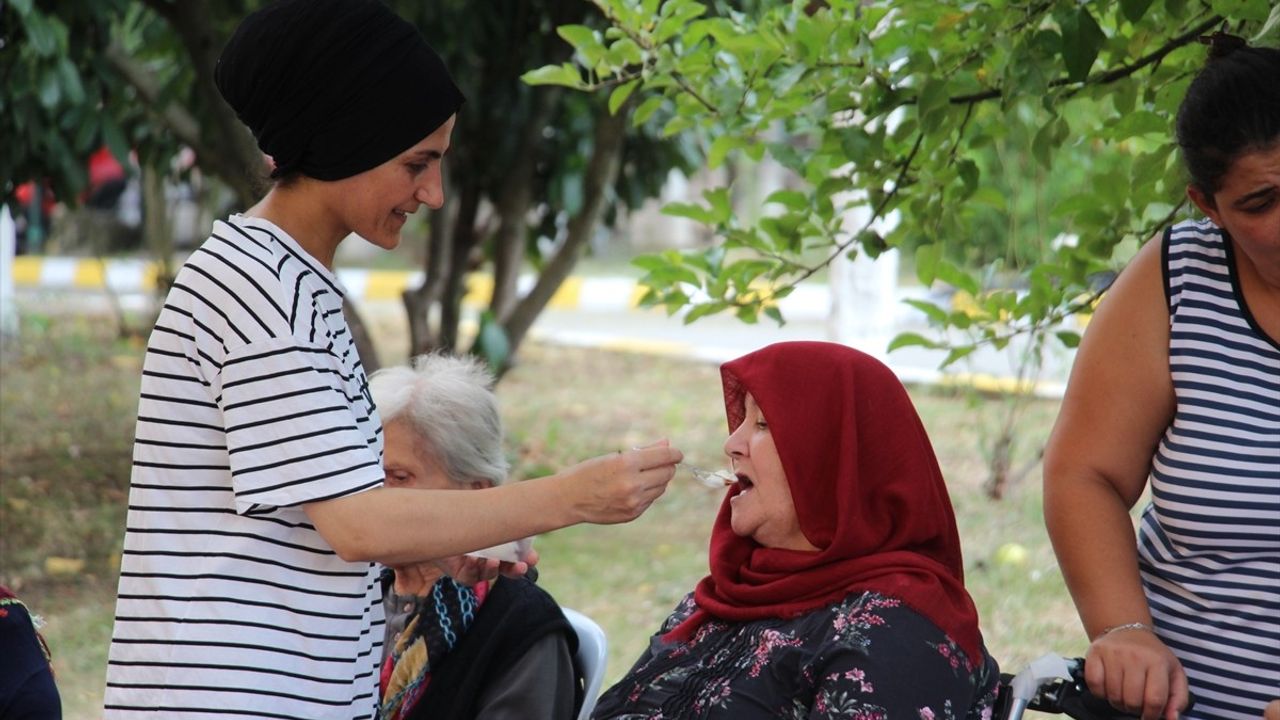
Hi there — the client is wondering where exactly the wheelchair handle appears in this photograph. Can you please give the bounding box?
[999,654,1195,720]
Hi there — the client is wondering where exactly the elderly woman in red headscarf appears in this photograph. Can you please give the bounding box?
[592,341,1000,719]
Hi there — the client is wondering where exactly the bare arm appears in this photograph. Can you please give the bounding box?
[1043,236,1187,719]
[304,444,680,566]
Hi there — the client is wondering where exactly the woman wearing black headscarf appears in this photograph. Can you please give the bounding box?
[102,2,681,718]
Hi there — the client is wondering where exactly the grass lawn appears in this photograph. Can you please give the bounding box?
[0,312,1083,719]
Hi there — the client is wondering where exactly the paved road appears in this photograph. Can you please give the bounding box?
[524,304,1074,398]
[9,274,1076,398]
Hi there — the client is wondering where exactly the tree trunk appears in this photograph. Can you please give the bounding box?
[142,162,175,299]
[497,105,629,363]
[440,186,483,352]
[144,0,266,207]
[405,199,456,357]
[344,300,381,375]
[490,86,562,320]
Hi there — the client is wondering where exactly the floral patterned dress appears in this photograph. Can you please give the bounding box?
[592,590,999,720]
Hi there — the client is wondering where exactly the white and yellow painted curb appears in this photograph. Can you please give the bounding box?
[8,256,831,320]
[9,256,1069,399]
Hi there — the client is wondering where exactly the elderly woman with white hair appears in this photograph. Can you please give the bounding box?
[370,354,579,720]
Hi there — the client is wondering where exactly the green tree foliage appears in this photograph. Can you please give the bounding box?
[528,0,1276,362]
[395,2,697,370]
[2,0,264,208]
[1,0,693,374]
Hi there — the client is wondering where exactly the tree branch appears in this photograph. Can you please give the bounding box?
[756,131,925,295]
[103,42,204,151]
[949,15,1222,105]
[144,0,267,205]
[498,102,630,358]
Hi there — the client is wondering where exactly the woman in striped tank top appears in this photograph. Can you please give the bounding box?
[1044,32,1279,720]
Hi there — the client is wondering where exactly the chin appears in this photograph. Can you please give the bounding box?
[366,232,402,251]
[728,517,756,541]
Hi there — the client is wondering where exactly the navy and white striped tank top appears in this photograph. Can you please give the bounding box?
[1137,219,1280,718]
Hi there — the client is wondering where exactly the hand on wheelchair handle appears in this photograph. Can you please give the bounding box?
[1072,657,1195,719]
[1003,657,1195,720]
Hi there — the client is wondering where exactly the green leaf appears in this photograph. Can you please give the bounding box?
[941,346,977,367]
[1052,192,1100,219]
[902,298,950,325]
[1055,330,1082,348]
[1254,3,1280,45]
[763,190,808,211]
[1107,110,1166,139]
[473,311,511,375]
[521,63,584,89]
[915,243,941,286]
[956,159,979,197]
[557,25,605,66]
[645,263,702,287]
[707,134,738,170]
[662,288,691,316]
[916,77,949,131]
[22,11,60,57]
[656,1,708,44]
[936,259,980,295]
[661,114,694,137]
[684,301,728,324]
[556,25,594,47]
[1031,117,1066,170]
[630,255,670,273]
[1120,0,1156,23]
[1060,6,1106,82]
[704,188,732,225]
[763,305,784,326]
[56,57,85,106]
[1210,0,1272,22]
[662,201,716,224]
[887,332,940,352]
[38,67,61,108]
[611,38,646,67]
[734,304,760,324]
[632,95,664,125]
[609,79,639,115]
[72,112,99,153]
[839,126,880,164]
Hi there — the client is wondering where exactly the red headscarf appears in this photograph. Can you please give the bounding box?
[665,341,984,663]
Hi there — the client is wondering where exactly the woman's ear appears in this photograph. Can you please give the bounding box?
[1187,183,1223,226]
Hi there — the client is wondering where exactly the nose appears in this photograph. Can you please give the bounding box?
[723,419,748,460]
[415,171,444,210]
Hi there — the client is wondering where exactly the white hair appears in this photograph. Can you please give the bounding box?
[368,353,509,487]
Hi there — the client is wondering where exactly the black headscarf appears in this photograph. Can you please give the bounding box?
[215,0,464,181]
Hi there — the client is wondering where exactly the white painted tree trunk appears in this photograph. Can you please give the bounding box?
[1,204,17,343]
[829,244,900,350]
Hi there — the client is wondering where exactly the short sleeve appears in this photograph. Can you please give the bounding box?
[218,337,383,513]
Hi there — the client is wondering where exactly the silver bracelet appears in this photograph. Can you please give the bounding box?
[1098,621,1155,638]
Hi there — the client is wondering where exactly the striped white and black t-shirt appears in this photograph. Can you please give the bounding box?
[1137,219,1280,720]
[104,215,387,719]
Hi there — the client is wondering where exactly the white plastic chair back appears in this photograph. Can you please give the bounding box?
[562,607,608,720]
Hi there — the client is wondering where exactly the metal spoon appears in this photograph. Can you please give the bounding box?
[679,462,737,488]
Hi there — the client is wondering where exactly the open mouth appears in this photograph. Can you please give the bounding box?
[735,474,753,490]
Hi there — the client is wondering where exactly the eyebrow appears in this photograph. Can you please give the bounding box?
[1232,185,1276,208]
[406,148,447,161]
